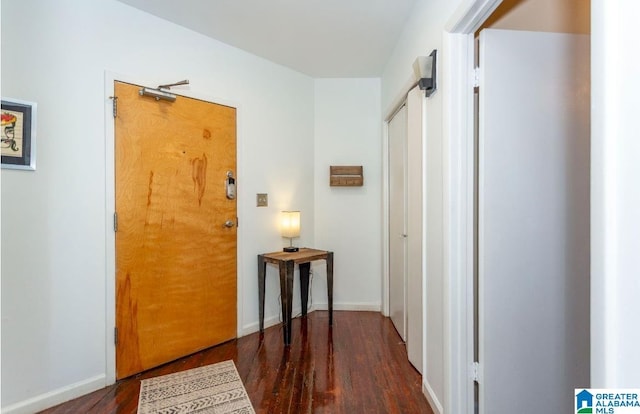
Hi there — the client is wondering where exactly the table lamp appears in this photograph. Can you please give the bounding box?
[280,211,300,252]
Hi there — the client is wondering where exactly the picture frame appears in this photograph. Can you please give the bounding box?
[1,98,37,170]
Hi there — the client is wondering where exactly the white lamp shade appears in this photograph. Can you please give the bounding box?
[412,50,437,97]
[280,211,301,238]
[412,55,433,80]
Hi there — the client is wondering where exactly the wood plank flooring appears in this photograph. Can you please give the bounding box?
[39,311,434,413]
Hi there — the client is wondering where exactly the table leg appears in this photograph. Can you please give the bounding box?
[279,260,295,345]
[300,262,311,316]
[327,252,334,325]
[258,255,266,333]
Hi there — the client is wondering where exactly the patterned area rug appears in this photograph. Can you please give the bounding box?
[137,360,256,414]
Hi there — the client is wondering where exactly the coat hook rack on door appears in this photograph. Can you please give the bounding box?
[139,79,190,102]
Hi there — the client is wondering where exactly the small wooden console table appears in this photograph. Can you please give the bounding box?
[257,248,334,345]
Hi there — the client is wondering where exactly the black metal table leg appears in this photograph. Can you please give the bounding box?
[300,262,311,316]
[258,255,266,333]
[327,252,334,325]
[278,260,295,345]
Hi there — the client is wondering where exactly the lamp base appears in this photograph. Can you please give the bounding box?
[283,246,299,252]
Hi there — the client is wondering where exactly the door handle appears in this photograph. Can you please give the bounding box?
[224,220,235,228]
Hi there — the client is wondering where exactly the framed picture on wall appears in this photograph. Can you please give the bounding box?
[1,98,37,170]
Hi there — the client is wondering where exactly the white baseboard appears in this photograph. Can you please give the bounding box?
[312,302,381,312]
[2,374,106,414]
[240,303,382,336]
[423,380,444,414]
[240,313,284,336]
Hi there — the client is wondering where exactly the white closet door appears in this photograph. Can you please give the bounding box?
[389,104,408,341]
[478,29,590,413]
[406,87,424,373]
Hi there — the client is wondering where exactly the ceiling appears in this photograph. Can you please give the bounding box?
[116,0,418,78]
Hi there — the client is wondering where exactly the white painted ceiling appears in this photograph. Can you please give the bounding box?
[116,0,418,77]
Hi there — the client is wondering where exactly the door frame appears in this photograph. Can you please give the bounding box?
[103,71,244,385]
[443,1,503,413]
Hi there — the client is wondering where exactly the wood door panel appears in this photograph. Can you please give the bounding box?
[115,81,237,379]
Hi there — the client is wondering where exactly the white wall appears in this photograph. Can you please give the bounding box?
[313,79,382,311]
[591,0,640,387]
[381,1,462,412]
[1,0,315,410]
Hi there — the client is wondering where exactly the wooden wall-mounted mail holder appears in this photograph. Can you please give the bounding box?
[330,165,363,187]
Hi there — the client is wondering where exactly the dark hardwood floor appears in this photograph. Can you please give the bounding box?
[40,311,433,413]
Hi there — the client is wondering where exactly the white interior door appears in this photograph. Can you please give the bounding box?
[406,87,424,373]
[389,104,408,341]
[478,29,590,413]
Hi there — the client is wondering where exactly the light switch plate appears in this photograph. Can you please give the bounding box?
[256,193,268,207]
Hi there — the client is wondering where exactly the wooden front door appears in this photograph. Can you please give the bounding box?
[114,81,237,379]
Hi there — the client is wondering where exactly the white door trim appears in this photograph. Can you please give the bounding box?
[446,0,503,33]
[103,71,244,385]
[443,1,503,413]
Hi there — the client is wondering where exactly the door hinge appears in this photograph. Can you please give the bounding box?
[114,327,119,345]
[110,96,118,118]
[473,67,480,88]
[236,216,239,228]
[472,361,481,383]
[113,212,118,232]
